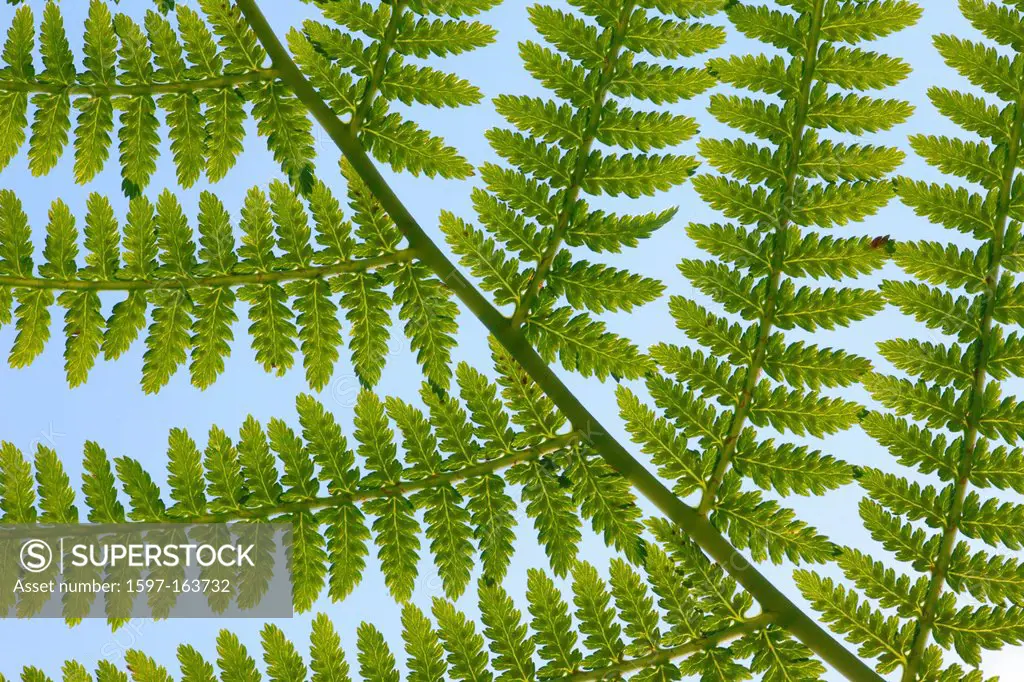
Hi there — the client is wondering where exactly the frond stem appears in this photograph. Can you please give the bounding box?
[509,2,635,327]
[563,612,776,681]
[192,430,579,523]
[235,2,885,679]
[0,433,579,539]
[899,93,1024,682]
[0,69,282,96]
[697,0,827,517]
[0,249,415,292]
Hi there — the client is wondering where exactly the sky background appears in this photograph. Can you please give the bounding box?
[0,0,1021,680]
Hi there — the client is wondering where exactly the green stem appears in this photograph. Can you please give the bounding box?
[697,0,826,517]
[563,613,776,681]
[0,250,414,292]
[509,1,635,328]
[235,2,885,680]
[1,433,579,539]
[349,0,407,135]
[0,69,281,97]
[899,98,1024,682]
[194,431,578,522]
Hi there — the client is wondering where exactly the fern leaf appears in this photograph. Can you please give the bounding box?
[619,0,917,576]
[299,0,488,179]
[799,2,1024,678]
[437,0,718,381]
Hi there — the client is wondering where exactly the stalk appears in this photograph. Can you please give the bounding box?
[564,613,776,681]
[0,433,579,539]
[0,250,415,292]
[0,69,281,96]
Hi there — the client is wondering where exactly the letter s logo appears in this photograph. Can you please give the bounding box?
[20,539,53,573]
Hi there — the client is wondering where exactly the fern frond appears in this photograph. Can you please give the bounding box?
[799,1,1024,679]
[288,0,495,179]
[0,370,649,617]
[437,0,721,381]
[8,536,805,682]
[0,183,457,391]
[618,0,916,569]
[0,0,933,677]
[0,0,322,191]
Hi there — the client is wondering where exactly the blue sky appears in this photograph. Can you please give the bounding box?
[0,1,1020,680]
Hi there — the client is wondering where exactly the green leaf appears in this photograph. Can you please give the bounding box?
[794,571,911,675]
[113,14,159,197]
[115,456,166,522]
[166,428,206,518]
[103,196,156,360]
[216,632,261,682]
[401,603,447,682]
[479,584,536,681]
[335,272,391,387]
[433,598,493,682]
[310,613,352,682]
[82,441,126,523]
[526,568,582,677]
[287,509,327,613]
[714,480,835,564]
[527,306,651,380]
[355,624,400,682]
[392,263,458,389]
[28,2,72,176]
[34,444,77,523]
[567,448,645,563]
[572,561,625,668]
[0,442,36,522]
[252,82,316,193]
[203,425,247,514]
[609,558,661,654]
[237,415,282,507]
[0,5,32,171]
